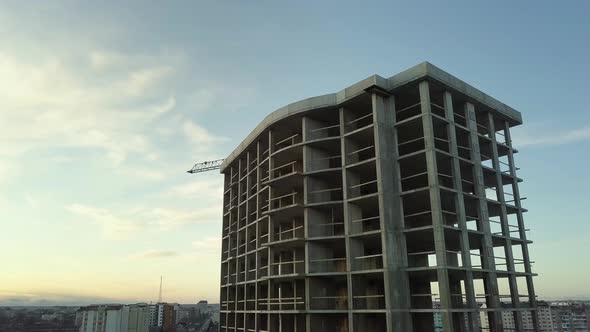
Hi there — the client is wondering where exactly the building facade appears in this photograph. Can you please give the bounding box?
[551,302,590,332]
[218,62,538,332]
[78,303,168,332]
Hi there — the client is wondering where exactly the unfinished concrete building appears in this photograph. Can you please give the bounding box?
[218,62,537,332]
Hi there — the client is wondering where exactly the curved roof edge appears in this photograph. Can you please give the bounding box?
[221,61,522,171]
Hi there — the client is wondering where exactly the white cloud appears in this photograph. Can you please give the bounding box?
[65,203,222,239]
[512,126,590,147]
[191,236,221,252]
[66,204,141,240]
[129,250,178,259]
[182,120,227,147]
[166,177,224,198]
[149,206,222,231]
[0,52,174,164]
[0,50,223,182]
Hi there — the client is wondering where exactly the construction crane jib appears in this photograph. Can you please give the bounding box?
[187,159,225,174]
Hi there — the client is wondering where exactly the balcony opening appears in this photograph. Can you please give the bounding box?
[257,249,269,279]
[463,195,480,231]
[475,110,490,138]
[245,313,255,330]
[257,281,269,310]
[308,238,347,273]
[493,246,508,272]
[406,229,436,268]
[258,313,268,331]
[226,309,235,329]
[269,313,306,332]
[270,217,304,243]
[259,186,270,214]
[260,136,270,163]
[455,126,472,160]
[346,161,378,199]
[237,229,246,256]
[354,313,386,331]
[452,97,468,128]
[307,172,343,204]
[344,120,375,165]
[236,313,244,329]
[399,153,428,192]
[402,189,433,229]
[394,84,421,122]
[436,153,454,188]
[304,111,340,141]
[512,244,526,273]
[246,253,256,281]
[397,118,425,156]
[268,187,303,213]
[270,248,305,276]
[237,285,245,310]
[350,232,383,271]
[229,235,237,260]
[246,284,256,310]
[237,258,246,283]
[309,275,348,310]
[409,277,435,310]
[342,94,373,133]
[459,162,476,195]
[247,199,257,225]
[348,195,380,234]
[428,83,448,119]
[237,206,247,230]
[309,313,348,332]
[352,273,386,309]
[307,205,344,238]
[432,118,450,153]
[269,280,305,311]
[272,121,303,153]
[305,140,342,173]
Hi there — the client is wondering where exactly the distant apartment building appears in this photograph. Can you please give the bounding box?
[552,302,590,332]
[78,303,174,332]
[480,301,553,331]
[218,62,538,331]
[79,304,123,332]
[149,303,176,332]
[433,302,482,331]
[120,304,151,332]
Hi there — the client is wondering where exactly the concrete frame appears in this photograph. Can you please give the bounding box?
[218,62,537,332]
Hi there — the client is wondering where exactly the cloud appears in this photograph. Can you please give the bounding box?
[512,126,590,147]
[166,177,224,199]
[149,206,221,230]
[182,120,227,148]
[66,204,141,240]
[130,250,178,259]
[65,203,222,239]
[0,290,132,306]
[191,236,221,252]
[0,52,174,165]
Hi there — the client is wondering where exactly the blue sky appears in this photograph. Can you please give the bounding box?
[0,1,588,305]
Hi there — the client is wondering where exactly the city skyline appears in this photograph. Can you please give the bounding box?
[1,1,589,307]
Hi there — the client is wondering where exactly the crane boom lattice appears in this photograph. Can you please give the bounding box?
[187,159,224,174]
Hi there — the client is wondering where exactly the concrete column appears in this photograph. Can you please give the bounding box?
[254,143,261,332]
[443,91,478,332]
[487,113,524,331]
[419,81,454,332]
[338,107,354,332]
[464,102,503,331]
[504,122,540,331]
[371,90,412,332]
[301,116,312,332]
